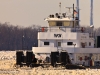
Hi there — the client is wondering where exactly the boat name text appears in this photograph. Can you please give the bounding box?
[54,34,62,38]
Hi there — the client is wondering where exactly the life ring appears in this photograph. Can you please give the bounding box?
[41,27,45,32]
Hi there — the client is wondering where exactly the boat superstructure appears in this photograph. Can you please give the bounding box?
[32,1,100,66]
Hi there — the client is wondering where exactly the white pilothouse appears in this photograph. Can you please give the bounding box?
[32,1,100,66]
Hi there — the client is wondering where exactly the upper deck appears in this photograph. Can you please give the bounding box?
[44,12,79,28]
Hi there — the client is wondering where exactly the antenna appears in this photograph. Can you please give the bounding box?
[65,7,77,18]
[59,2,61,15]
[73,4,75,28]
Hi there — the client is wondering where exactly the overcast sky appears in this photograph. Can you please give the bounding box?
[0,0,99,28]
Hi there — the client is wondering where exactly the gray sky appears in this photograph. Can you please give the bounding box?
[0,0,100,28]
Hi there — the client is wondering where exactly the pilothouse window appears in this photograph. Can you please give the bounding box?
[48,20,79,27]
[44,42,49,45]
[56,21,62,26]
[63,21,70,26]
[48,21,56,26]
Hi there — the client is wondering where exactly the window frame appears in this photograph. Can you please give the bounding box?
[44,42,49,45]
[89,42,91,46]
[57,42,61,47]
[56,21,63,26]
[67,42,73,45]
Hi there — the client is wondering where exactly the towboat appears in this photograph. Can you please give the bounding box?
[32,1,100,67]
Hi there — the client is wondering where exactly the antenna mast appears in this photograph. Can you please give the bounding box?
[73,4,75,28]
[59,2,62,15]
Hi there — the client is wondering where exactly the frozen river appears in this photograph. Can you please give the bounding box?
[0,51,100,75]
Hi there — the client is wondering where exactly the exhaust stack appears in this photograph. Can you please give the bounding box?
[90,0,94,27]
[76,0,79,26]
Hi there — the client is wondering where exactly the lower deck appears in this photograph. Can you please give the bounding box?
[32,47,100,66]
[32,47,100,53]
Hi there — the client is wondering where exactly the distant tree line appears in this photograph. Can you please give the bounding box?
[0,22,100,50]
[0,23,40,50]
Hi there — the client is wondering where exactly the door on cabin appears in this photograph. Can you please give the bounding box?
[56,40,62,48]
